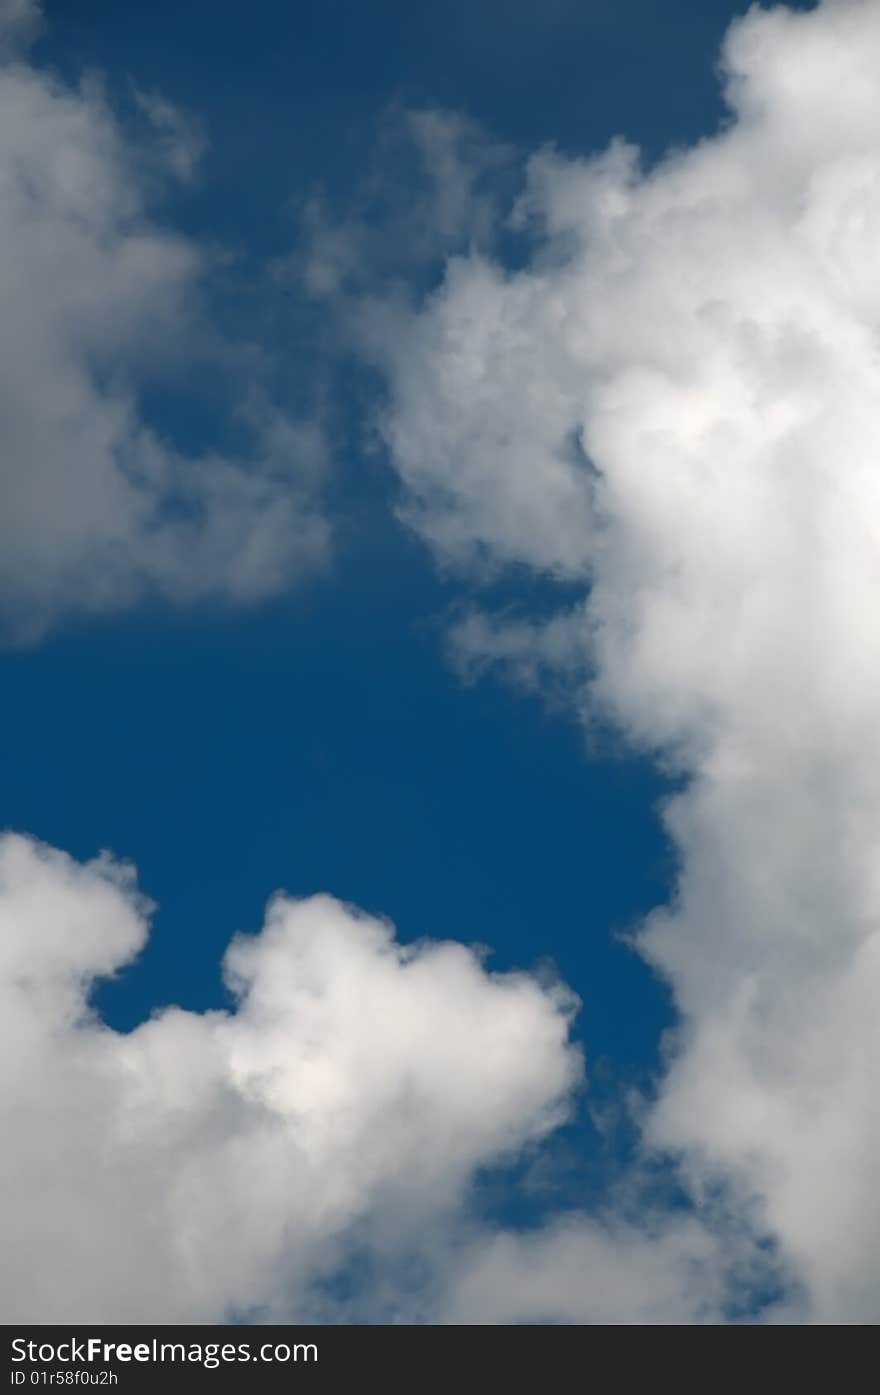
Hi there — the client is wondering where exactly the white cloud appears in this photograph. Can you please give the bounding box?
[9,0,879,1326]
[0,26,328,644]
[0,832,582,1321]
[442,1214,730,1325]
[372,0,880,1322]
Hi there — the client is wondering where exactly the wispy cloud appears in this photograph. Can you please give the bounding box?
[0,0,41,51]
[0,11,328,644]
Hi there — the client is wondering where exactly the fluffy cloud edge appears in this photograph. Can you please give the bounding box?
[1,831,595,1322]
[363,0,880,1323]
[0,6,330,645]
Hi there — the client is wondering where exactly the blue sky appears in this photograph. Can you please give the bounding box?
[6,0,880,1326]
[9,1,725,1075]
[2,0,700,1228]
[23,0,764,997]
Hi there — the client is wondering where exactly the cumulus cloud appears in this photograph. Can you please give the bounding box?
[0,832,582,1321]
[0,18,327,644]
[370,0,880,1322]
[10,0,880,1326]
